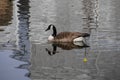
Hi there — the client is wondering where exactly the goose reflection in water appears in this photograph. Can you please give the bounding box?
[45,42,89,56]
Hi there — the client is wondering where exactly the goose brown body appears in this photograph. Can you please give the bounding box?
[52,32,86,42]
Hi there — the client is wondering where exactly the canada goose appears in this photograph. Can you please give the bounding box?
[45,24,90,42]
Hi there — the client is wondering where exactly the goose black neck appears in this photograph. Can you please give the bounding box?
[52,25,57,37]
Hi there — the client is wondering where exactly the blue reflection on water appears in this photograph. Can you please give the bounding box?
[0,50,30,80]
[0,0,31,80]
[11,0,31,78]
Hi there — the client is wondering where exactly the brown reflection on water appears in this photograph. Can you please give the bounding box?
[46,42,89,56]
[0,0,13,26]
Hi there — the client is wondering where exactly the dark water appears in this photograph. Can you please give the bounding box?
[0,0,120,80]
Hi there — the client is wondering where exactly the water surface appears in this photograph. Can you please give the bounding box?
[0,0,120,80]
[0,0,30,80]
[29,0,120,80]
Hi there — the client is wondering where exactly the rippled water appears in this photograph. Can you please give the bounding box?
[0,0,30,80]
[29,0,120,80]
[0,0,120,80]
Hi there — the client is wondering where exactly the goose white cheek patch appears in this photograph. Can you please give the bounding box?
[48,35,54,41]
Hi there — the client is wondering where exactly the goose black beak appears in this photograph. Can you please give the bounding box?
[45,28,49,31]
[45,24,52,31]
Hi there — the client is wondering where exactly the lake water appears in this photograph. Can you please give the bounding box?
[0,0,120,80]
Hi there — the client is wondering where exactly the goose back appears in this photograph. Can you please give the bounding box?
[52,32,87,42]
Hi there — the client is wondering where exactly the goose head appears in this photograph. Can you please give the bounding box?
[45,24,57,41]
[45,24,53,31]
